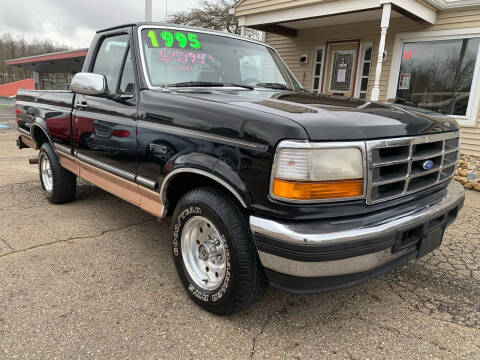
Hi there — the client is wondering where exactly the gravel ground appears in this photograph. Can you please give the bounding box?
[1,107,480,359]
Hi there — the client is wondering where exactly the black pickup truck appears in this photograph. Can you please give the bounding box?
[16,22,464,315]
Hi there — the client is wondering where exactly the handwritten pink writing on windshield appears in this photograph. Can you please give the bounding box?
[158,51,213,64]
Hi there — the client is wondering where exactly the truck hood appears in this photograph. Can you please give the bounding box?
[172,89,459,141]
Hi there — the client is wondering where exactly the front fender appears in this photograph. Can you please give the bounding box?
[160,152,250,209]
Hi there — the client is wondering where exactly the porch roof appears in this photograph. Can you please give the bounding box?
[234,0,438,37]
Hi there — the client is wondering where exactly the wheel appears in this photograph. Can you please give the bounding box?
[38,142,76,204]
[171,186,267,315]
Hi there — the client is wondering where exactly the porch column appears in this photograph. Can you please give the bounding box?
[371,3,391,101]
[240,25,247,37]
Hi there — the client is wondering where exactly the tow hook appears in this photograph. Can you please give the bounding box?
[29,157,39,165]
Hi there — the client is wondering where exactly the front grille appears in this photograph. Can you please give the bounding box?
[366,131,460,204]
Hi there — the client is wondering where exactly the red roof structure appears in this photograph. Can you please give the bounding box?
[5,49,88,66]
[5,49,88,73]
[0,78,35,97]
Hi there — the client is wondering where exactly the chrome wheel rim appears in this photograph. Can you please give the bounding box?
[40,155,53,192]
[181,216,227,291]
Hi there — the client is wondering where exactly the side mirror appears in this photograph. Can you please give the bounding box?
[71,72,107,95]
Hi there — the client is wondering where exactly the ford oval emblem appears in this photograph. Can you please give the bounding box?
[422,160,434,170]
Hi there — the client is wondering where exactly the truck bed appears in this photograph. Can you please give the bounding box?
[16,89,75,108]
[16,90,75,141]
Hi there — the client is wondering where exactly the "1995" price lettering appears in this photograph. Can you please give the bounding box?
[147,30,202,50]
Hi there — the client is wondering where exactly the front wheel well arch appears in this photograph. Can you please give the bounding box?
[161,170,248,217]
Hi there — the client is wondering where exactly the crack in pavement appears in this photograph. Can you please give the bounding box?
[376,276,480,331]
[249,293,351,359]
[356,313,453,354]
[0,180,38,188]
[0,236,13,250]
[0,218,156,259]
[250,309,274,359]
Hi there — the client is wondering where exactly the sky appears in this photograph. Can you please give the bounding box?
[0,0,201,49]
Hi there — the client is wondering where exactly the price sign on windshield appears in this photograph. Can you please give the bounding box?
[146,30,202,50]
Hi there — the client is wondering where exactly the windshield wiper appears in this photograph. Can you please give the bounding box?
[167,81,253,90]
[224,83,254,90]
[255,82,293,90]
[168,81,224,87]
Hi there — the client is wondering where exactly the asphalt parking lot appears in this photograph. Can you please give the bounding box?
[1,106,480,359]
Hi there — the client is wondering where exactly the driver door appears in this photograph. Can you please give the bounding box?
[73,33,138,179]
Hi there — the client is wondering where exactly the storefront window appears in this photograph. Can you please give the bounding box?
[40,73,73,90]
[396,37,480,116]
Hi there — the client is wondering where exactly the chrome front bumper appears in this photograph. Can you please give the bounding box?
[250,181,465,292]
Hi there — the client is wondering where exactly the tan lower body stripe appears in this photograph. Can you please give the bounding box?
[20,134,165,218]
[58,152,164,218]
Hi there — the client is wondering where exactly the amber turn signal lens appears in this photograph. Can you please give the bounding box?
[272,178,363,200]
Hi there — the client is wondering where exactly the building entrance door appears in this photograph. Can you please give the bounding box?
[324,41,359,97]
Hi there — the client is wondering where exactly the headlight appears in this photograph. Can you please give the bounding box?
[271,141,365,201]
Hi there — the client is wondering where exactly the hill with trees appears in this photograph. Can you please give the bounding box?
[0,34,69,84]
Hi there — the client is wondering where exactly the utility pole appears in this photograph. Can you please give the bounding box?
[145,0,153,21]
[165,0,168,22]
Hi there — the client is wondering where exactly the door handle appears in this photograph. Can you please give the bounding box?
[77,101,89,109]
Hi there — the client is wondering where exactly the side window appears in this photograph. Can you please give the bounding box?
[92,34,129,93]
[240,55,260,81]
[239,52,287,85]
[118,48,135,95]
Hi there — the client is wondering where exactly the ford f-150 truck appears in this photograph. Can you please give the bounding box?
[16,23,465,315]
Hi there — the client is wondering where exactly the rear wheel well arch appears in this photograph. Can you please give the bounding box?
[161,169,248,216]
[31,124,52,150]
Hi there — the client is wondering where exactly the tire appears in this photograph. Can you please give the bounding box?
[38,142,76,204]
[171,186,267,315]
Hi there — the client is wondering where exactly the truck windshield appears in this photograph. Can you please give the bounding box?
[139,28,300,90]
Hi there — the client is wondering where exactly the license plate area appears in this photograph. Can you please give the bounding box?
[392,224,446,257]
[392,225,424,253]
[392,207,457,257]
[417,226,445,258]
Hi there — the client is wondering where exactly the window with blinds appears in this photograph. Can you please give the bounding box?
[358,44,372,99]
[312,47,324,94]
